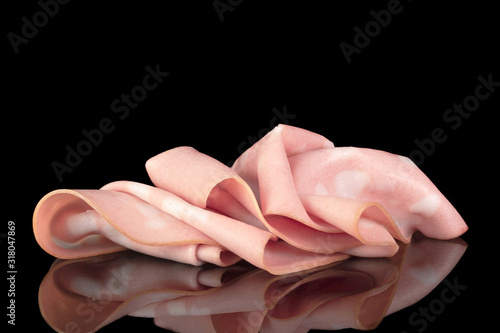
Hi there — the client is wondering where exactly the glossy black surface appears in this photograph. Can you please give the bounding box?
[4,1,496,332]
[38,236,466,332]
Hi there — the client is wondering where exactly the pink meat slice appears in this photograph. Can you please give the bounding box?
[33,188,239,266]
[144,133,398,263]
[288,146,468,241]
[231,125,467,252]
[232,125,401,254]
[103,180,349,275]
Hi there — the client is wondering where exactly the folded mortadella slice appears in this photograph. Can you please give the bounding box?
[288,147,468,241]
[230,125,467,253]
[102,180,349,275]
[145,137,396,258]
[145,145,268,231]
[33,188,239,266]
[230,125,404,255]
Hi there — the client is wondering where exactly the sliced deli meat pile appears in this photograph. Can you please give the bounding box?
[33,125,468,274]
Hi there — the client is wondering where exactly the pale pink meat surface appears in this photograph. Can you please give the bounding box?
[33,125,467,275]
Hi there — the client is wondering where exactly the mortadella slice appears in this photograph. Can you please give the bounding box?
[103,180,349,275]
[33,188,239,266]
[288,146,468,241]
[231,125,467,252]
[231,125,404,255]
[146,140,396,258]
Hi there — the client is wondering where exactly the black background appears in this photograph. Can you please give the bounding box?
[3,0,498,332]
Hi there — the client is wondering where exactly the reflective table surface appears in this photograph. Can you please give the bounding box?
[38,235,467,332]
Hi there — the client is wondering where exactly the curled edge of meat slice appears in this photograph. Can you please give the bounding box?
[32,188,240,267]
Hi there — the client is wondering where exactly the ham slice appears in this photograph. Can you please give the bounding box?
[33,124,467,275]
[232,125,467,252]
[101,180,348,275]
[38,237,467,332]
[33,188,239,266]
[287,147,468,241]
